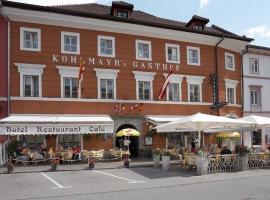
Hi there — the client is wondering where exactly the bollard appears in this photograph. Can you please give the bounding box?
[7,158,14,174]
[88,157,95,170]
[51,157,59,171]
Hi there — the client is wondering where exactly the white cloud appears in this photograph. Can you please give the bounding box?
[8,0,112,6]
[199,0,209,9]
[244,25,270,38]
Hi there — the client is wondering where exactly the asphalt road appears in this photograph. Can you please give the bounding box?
[0,166,269,200]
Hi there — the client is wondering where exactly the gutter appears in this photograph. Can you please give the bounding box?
[241,46,249,117]
[214,35,224,116]
[1,9,10,116]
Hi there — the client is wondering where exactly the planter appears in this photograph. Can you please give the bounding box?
[51,163,58,171]
[153,154,160,168]
[196,156,209,176]
[162,155,170,171]
[239,155,248,171]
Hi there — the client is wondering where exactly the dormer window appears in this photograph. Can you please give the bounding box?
[186,15,209,31]
[117,10,128,19]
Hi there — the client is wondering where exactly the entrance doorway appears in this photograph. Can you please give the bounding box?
[116,124,139,157]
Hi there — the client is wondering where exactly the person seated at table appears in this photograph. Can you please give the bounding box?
[221,146,232,155]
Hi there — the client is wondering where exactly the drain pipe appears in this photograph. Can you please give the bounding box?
[214,35,224,116]
[240,46,249,146]
[1,11,10,116]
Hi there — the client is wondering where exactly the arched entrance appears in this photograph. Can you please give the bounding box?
[116,124,139,157]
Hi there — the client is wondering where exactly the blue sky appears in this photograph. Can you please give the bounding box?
[9,0,270,47]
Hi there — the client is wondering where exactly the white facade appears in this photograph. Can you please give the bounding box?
[243,46,270,150]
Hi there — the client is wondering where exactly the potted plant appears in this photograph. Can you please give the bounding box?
[235,145,250,171]
[196,149,209,176]
[152,148,161,168]
[161,150,171,171]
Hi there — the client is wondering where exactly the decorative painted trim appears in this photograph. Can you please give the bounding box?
[56,65,80,98]
[165,43,180,64]
[135,40,152,61]
[225,52,235,71]
[61,31,80,55]
[14,63,46,97]
[187,46,200,66]
[20,27,41,52]
[93,68,120,99]
[97,35,116,57]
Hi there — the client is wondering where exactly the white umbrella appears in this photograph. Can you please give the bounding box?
[239,115,270,128]
[155,113,255,146]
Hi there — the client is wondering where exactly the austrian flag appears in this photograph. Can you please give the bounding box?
[158,70,173,100]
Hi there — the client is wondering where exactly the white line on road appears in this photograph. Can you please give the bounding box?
[41,172,72,189]
[94,170,145,184]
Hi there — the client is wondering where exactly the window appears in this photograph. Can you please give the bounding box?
[136,40,152,61]
[100,79,114,99]
[61,32,80,54]
[58,135,81,148]
[94,68,119,99]
[224,79,238,105]
[187,46,200,65]
[138,81,151,100]
[15,63,46,97]
[19,135,45,148]
[189,84,200,102]
[117,10,128,18]
[186,75,205,102]
[20,27,41,51]
[98,35,115,57]
[252,130,262,145]
[168,83,180,101]
[64,77,78,98]
[250,90,260,106]
[23,75,39,97]
[227,87,235,104]
[249,58,259,74]
[133,71,156,100]
[165,44,180,64]
[57,66,81,98]
[194,25,204,30]
[164,73,183,102]
[225,52,235,71]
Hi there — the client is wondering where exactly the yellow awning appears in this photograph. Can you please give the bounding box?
[217,132,240,138]
[116,128,140,137]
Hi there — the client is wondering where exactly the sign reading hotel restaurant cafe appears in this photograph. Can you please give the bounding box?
[52,54,181,72]
[0,125,113,135]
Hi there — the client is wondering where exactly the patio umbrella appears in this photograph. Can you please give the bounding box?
[239,115,270,128]
[217,132,240,138]
[116,128,140,137]
[155,113,255,146]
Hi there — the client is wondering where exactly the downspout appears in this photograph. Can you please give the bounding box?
[215,35,224,116]
[1,11,10,116]
[240,46,249,146]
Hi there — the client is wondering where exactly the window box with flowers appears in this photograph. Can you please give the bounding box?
[161,150,171,171]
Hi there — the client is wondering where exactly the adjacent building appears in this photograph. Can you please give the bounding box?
[243,45,270,150]
[0,1,252,156]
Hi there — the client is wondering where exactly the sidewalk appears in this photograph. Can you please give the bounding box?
[0,158,180,174]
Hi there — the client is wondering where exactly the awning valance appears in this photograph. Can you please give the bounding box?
[145,115,186,126]
[0,115,114,135]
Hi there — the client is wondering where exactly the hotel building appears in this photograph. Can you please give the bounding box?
[0,1,252,156]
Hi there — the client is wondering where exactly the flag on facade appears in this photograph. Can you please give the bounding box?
[78,59,86,83]
[158,70,173,100]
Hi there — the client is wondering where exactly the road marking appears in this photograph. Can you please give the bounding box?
[94,170,145,184]
[41,172,72,189]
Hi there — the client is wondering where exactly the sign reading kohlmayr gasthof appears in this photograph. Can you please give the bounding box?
[0,125,113,135]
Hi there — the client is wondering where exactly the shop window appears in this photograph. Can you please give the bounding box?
[187,46,200,66]
[64,77,78,98]
[100,79,114,99]
[136,40,152,61]
[58,134,80,148]
[20,27,41,51]
[225,52,235,71]
[98,35,115,57]
[166,44,180,64]
[19,135,44,148]
[167,134,184,148]
[61,32,80,54]
[252,130,262,145]
[23,75,39,97]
